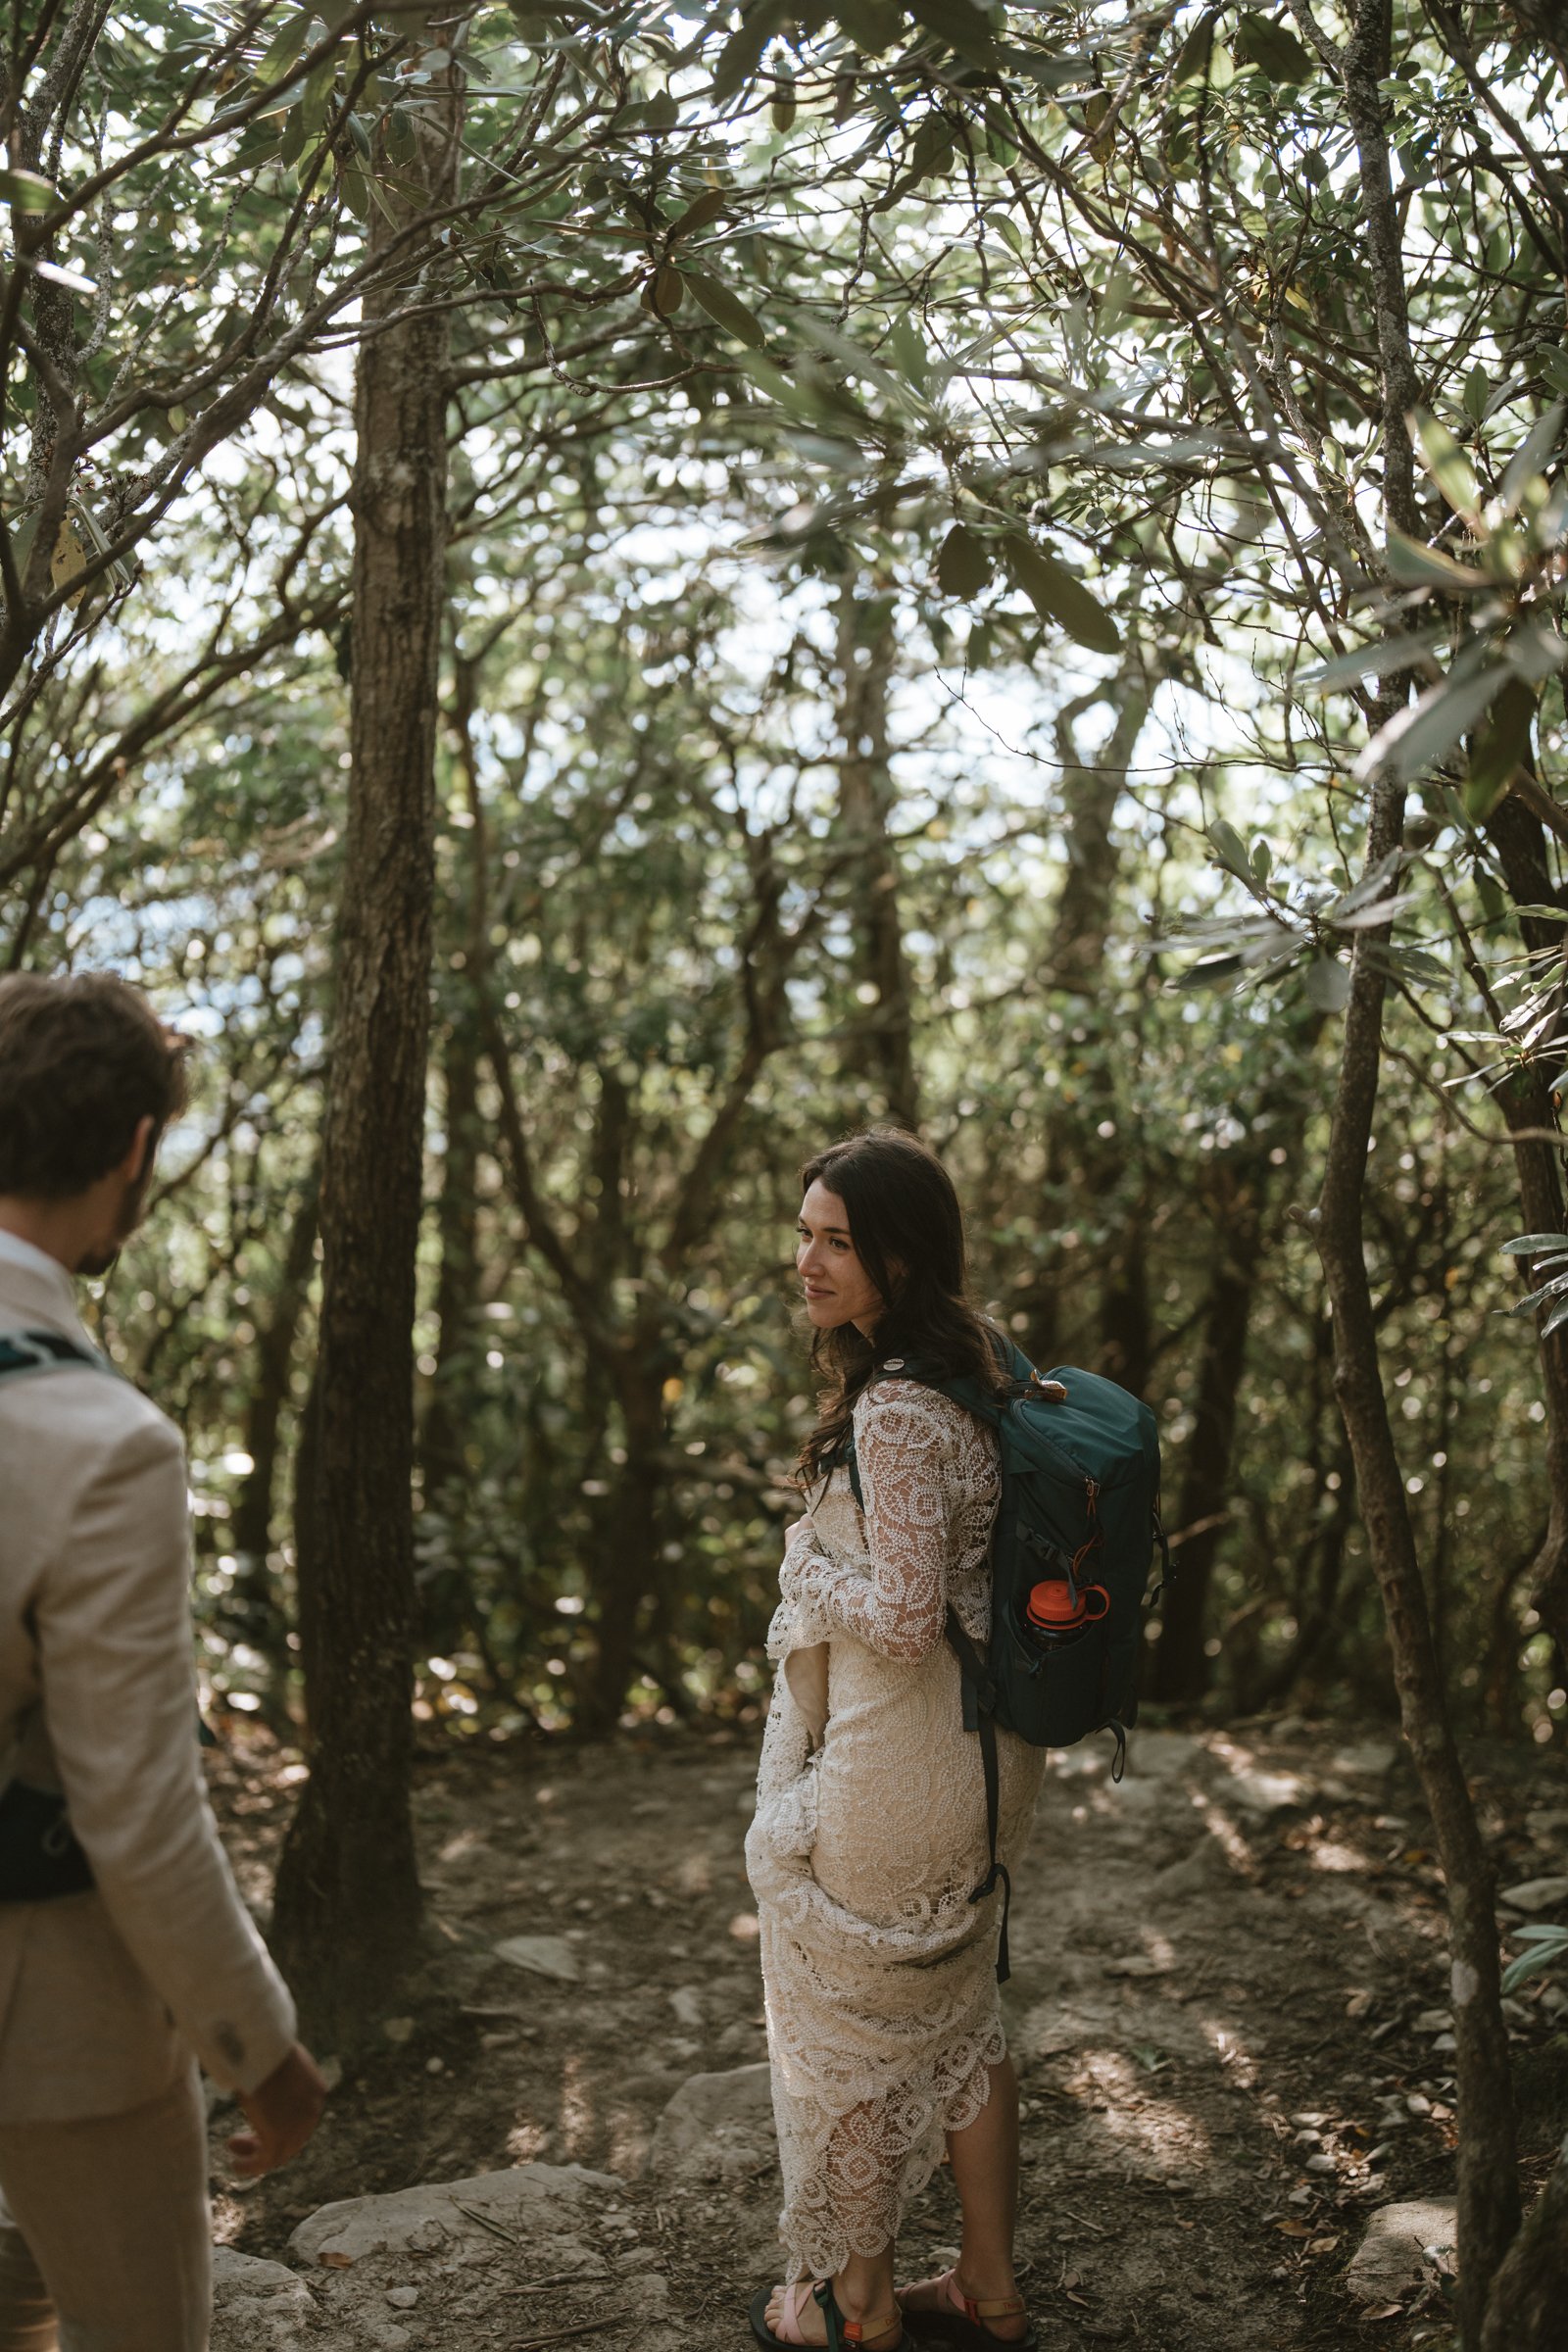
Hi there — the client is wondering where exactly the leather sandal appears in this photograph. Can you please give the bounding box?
[751,2278,914,2349]
[895,2268,1038,2349]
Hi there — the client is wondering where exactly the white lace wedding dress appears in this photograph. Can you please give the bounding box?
[745,1378,1047,2278]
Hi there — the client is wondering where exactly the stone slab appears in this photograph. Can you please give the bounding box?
[1499,1878,1568,1914]
[288,2161,616,2270]
[493,1933,580,1982]
[1345,2199,1458,2308]
[649,2061,775,2182]
[211,2245,315,2351]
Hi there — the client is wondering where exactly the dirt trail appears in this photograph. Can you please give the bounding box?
[212,1720,1567,2350]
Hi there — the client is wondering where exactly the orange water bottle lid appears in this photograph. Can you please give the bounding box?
[1026,1578,1083,1629]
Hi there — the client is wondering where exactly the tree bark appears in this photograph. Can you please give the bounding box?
[1149,1153,1268,1702]
[270,18,464,2037]
[580,1347,670,1736]
[421,652,492,1502]
[1483,795,1568,1655]
[1326,7,1521,2324]
[1314,777,1519,2344]
[1013,665,1151,1372]
[227,1175,318,1712]
[1480,2131,1568,2352]
[419,1015,482,1502]
[835,588,919,1131]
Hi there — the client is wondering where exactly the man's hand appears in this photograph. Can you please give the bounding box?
[227,2041,329,2179]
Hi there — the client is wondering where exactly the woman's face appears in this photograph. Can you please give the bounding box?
[796,1180,885,1338]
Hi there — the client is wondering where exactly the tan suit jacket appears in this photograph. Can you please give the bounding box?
[0,1245,295,2123]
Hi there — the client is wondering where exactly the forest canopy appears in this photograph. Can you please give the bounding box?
[4,0,1558,1742]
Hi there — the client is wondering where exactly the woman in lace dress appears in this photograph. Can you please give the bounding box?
[747,1130,1045,2352]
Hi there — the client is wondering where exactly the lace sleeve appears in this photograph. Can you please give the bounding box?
[777,1383,958,1662]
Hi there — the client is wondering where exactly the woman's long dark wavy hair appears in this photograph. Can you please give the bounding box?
[797,1127,1007,1489]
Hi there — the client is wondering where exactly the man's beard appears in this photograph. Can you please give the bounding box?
[77,1162,154,1277]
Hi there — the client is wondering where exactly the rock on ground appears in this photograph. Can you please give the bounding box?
[211,2245,315,2351]
[275,2161,685,2351]
[289,2159,617,2268]
[492,1932,580,1982]
[1499,1878,1568,1914]
[649,2060,774,2182]
[1345,2198,1459,2307]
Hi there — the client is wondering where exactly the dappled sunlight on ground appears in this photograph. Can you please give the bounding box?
[204,1720,1568,2350]
[1060,2045,1216,2182]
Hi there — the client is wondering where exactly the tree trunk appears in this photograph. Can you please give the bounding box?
[1149,1154,1268,1702]
[1481,2131,1568,2352]
[835,588,919,1130]
[422,651,493,1501]
[1327,7,1522,2318]
[1314,774,1519,2344]
[1014,664,1152,1369]
[419,1015,482,1501]
[227,1176,318,1709]
[581,1350,668,1736]
[1483,794,1568,1656]
[270,20,464,2038]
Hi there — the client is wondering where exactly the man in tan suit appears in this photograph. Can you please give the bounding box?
[0,973,326,2350]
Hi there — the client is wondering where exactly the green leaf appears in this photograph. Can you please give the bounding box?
[1206,818,1250,877]
[887,317,929,394]
[1465,675,1537,818]
[1003,535,1120,656]
[0,169,57,215]
[1463,364,1491,424]
[645,263,684,318]
[835,0,903,52]
[1173,12,1217,82]
[254,5,310,92]
[1385,531,1484,591]
[1359,663,1511,785]
[1303,956,1350,1011]
[1499,1236,1568,1257]
[1502,1927,1568,1994]
[937,524,992,599]
[770,62,797,132]
[1499,403,1565,517]
[667,187,730,243]
[1298,627,1445,693]
[1411,410,1481,522]
[684,269,767,349]
[908,0,998,69]
[711,10,780,103]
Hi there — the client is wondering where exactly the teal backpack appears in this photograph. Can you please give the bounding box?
[845,1335,1166,1980]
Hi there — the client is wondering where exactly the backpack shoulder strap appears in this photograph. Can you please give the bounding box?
[0,1328,115,1388]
